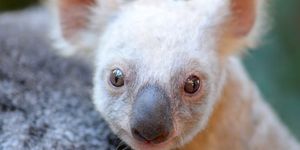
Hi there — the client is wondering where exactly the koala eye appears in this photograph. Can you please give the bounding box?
[184,75,201,94]
[110,68,125,87]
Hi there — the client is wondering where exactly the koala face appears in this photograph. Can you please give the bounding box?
[93,3,227,149]
[52,0,260,149]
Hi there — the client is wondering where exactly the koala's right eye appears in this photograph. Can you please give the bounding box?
[184,75,201,94]
[110,68,125,87]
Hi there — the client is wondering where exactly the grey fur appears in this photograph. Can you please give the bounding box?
[0,8,129,150]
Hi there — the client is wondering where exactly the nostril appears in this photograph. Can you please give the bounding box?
[132,128,149,143]
[151,131,170,144]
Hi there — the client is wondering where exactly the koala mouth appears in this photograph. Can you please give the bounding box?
[129,134,176,150]
[113,127,176,150]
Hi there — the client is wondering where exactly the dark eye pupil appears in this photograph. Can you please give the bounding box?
[184,75,201,94]
[110,68,125,87]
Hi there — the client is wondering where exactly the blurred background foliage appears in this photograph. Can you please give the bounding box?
[0,0,38,12]
[0,0,299,140]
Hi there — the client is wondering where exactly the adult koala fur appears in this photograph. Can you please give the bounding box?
[0,7,127,150]
[49,0,300,150]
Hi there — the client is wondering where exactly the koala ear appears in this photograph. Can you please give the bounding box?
[50,0,122,56]
[220,0,263,56]
[49,0,99,56]
[230,0,256,37]
[57,0,96,41]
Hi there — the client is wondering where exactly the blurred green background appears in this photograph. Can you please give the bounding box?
[0,0,299,140]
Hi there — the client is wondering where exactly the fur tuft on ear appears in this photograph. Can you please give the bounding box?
[48,0,131,57]
[219,0,267,57]
[58,0,95,41]
[231,0,256,37]
[46,0,98,56]
[48,0,117,57]
[48,0,99,57]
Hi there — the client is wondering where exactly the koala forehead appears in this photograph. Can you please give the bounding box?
[95,0,227,83]
[98,0,228,50]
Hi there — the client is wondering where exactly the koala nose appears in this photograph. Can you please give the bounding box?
[130,85,173,144]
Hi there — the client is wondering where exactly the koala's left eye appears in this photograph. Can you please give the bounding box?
[184,75,201,94]
[110,68,125,87]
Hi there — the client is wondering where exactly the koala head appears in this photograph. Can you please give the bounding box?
[51,0,264,149]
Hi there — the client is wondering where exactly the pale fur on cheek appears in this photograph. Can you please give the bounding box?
[93,68,132,133]
[171,49,227,146]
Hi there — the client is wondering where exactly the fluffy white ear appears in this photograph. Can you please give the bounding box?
[220,0,266,56]
[48,0,97,56]
[230,0,256,37]
[57,0,95,43]
[49,0,123,56]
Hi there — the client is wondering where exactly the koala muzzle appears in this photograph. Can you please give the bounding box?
[130,85,173,144]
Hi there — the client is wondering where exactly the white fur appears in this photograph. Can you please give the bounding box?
[50,0,299,149]
[93,1,232,149]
